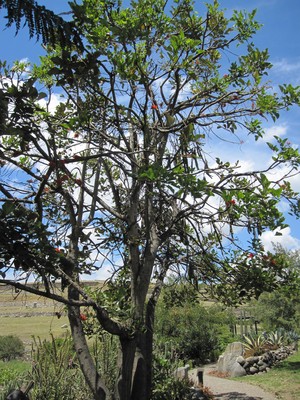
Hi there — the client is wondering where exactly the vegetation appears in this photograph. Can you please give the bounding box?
[250,247,300,332]
[0,359,30,387]
[155,298,235,365]
[0,0,82,47]
[242,329,299,357]
[28,335,92,400]
[1,0,300,399]
[0,335,25,361]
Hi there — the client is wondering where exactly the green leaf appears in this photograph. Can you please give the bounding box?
[1,201,14,216]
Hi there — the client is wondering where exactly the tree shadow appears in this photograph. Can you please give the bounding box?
[276,360,300,371]
[213,392,264,400]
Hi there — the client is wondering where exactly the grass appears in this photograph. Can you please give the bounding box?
[0,315,70,342]
[233,350,300,400]
[0,285,70,345]
[0,359,31,386]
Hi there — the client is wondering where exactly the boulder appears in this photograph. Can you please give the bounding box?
[174,365,189,380]
[217,342,246,377]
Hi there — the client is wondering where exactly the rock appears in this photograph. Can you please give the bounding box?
[174,365,189,380]
[250,366,259,374]
[243,361,250,370]
[231,362,247,377]
[217,342,246,377]
[258,363,268,372]
[236,356,245,365]
[245,356,259,364]
[226,342,245,356]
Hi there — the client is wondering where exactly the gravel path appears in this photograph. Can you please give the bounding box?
[189,364,277,400]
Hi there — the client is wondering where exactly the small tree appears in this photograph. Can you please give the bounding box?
[1,1,300,399]
[250,246,300,332]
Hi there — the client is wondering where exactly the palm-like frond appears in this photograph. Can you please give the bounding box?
[0,0,82,48]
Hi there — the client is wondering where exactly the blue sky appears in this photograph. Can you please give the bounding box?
[1,0,300,264]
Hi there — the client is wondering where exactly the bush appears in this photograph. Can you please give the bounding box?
[0,335,25,361]
[151,355,193,400]
[92,332,118,392]
[151,354,214,400]
[155,302,235,365]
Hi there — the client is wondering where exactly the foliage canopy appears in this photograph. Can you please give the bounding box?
[1,1,300,399]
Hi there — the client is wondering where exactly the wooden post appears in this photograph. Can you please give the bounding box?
[197,368,204,385]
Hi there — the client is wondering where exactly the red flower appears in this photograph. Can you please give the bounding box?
[226,199,236,207]
[80,313,87,321]
[248,253,254,258]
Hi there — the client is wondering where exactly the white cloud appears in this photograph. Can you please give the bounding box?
[81,267,111,281]
[259,124,287,143]
[272,59,300,74]
[38,92,65,114]
[261,226,300,252]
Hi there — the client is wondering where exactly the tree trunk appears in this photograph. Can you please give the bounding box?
[114,330,153,400]
[68,287,111,400]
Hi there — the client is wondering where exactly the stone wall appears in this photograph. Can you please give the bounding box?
[217,342,295,377]
[236,346,294,375]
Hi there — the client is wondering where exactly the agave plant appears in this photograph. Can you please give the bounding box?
[265,329,286,350]
[284,330,300,348]
[242,332,266,357]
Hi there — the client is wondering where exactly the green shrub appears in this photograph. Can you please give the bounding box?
[0,335,25,361]
[151,354,214,400]
[155,302,235,365]
[151,355,193,400]
[0,360,31,400]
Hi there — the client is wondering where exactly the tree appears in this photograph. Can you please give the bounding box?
[250,246,300,332]
[1,0,300,399]
[0,0,82,47]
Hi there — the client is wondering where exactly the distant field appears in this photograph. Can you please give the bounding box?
[0,282,102,344]
[0,284,70,346]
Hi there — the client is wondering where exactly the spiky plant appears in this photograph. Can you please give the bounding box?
[243,332,266,357]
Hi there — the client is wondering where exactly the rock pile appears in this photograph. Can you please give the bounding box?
[217,341,294,377]
[236,346,294,375]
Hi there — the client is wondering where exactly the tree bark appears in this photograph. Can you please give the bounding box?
[114,330,153,400]
[68,287,111,400]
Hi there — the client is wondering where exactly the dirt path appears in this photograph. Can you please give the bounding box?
[189,364,278,400]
